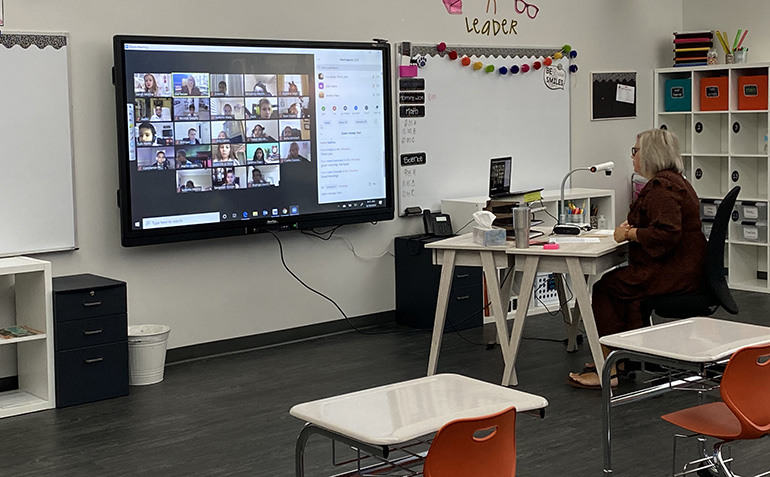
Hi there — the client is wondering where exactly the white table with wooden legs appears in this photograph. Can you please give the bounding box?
[503,236,628,386]
[424,234,516,385]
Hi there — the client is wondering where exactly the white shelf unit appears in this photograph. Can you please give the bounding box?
[441,188,616,318]
[441,188,616,233]
[0,257,55,417]
[655,64,770,293]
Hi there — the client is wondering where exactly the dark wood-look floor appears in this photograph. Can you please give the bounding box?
[2,291,770,476]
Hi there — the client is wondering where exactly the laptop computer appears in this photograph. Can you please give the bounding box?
[488,156,543,200]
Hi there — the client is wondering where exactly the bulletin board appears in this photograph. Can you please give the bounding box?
[397,43,571,215]
[591,71,637,120]
[0,33,77,257]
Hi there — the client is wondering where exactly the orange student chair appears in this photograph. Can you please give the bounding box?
[661,343,770,476]
[423,406,517,477]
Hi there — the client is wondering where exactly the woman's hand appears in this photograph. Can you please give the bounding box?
[614,222,632,243]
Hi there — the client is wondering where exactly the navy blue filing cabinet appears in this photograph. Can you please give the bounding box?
[395,235,483,331]
[52,274,129,408]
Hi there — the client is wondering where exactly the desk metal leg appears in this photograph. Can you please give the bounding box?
[565,257,605,379]
[295,423,388,477]
[602,350,621,474]
[480,251,512,365]
[502,255,539,386]
[427,250,456,376]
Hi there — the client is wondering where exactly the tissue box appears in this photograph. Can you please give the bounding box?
[473,226,507,246]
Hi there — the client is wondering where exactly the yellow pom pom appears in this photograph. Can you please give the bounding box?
[473,61,483,70]
[554,52,563,60]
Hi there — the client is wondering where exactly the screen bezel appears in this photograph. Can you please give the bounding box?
[113,35,394,247]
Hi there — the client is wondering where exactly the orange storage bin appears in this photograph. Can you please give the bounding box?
[700,76,729,111]
[738,75,768,110]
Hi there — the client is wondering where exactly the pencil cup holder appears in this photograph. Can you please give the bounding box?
[725,54,735,64]
[566,213,585,225]
[735,50,748,64]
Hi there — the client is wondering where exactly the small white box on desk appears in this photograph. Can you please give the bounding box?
[473,226,507,246]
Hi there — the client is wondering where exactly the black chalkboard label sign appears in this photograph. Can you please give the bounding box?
[400,105,425,118]
[400,152,427,166]
[400,92,425,104]
[399,78,425,91]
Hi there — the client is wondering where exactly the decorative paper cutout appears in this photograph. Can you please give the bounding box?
[442,0,462,14]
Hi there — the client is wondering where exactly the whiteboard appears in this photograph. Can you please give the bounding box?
[0,33,76,257]
[397,45,571,214]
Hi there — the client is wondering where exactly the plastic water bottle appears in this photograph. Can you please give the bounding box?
[597,215,608,229]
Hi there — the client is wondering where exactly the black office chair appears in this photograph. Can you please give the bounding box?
[641,186,740,320]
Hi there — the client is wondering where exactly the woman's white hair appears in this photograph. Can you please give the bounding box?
[637,129,683,178]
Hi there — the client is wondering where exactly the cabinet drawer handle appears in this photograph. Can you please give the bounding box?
[455,273,470,279]
[84,357,104,364]
[83,329,103,336]
[83,301,102,308]
[456,295,470,301]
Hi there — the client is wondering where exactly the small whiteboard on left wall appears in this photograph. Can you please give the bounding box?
[0,33,77,257]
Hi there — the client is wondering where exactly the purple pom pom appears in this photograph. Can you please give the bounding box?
[510,65,520,74]
[569,64,579,73]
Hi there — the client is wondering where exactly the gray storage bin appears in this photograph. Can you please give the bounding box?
[702,218,714,240]
[741,221,768,243]
[699,199,721,219]
[737,201,767,222]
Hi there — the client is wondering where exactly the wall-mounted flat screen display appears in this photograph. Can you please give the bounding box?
[113,35,393,246]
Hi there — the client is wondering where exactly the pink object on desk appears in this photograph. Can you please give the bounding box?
[399,65,418,78]
[543,243,559,250]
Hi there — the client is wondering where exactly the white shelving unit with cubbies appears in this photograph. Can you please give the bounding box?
[0,257,55,417]
[655,63,770,293]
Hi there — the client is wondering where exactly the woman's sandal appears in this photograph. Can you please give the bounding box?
[566,371,618,390]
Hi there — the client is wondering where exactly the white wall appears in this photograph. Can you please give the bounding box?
[1,0,681,358]
[684,0,770,64]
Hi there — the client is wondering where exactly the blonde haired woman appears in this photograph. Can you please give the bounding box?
[568,129,708,389]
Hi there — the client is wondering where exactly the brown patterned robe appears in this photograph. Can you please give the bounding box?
[592,169,708,337]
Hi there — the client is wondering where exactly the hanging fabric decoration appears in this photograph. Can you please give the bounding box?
[431,42,580,81]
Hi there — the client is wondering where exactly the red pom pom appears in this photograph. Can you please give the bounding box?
[448,50,458,60]
[543,57,553,66]
[533,61,542,70]
[437,42,447,52]
[461,56,471,66]
[521,64,530,73]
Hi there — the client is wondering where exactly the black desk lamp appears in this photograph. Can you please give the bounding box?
[553,161,614,235]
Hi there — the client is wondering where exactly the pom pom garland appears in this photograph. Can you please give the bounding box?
[432,42,580,79]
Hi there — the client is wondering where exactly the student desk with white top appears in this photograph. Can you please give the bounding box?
[290,373,548,476]
[599,317,770,474]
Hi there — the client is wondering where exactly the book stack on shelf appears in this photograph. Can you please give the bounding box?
[673,31,713,67]
[0,325,43,343]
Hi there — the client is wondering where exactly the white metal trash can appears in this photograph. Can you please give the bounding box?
[128,324,171,386]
